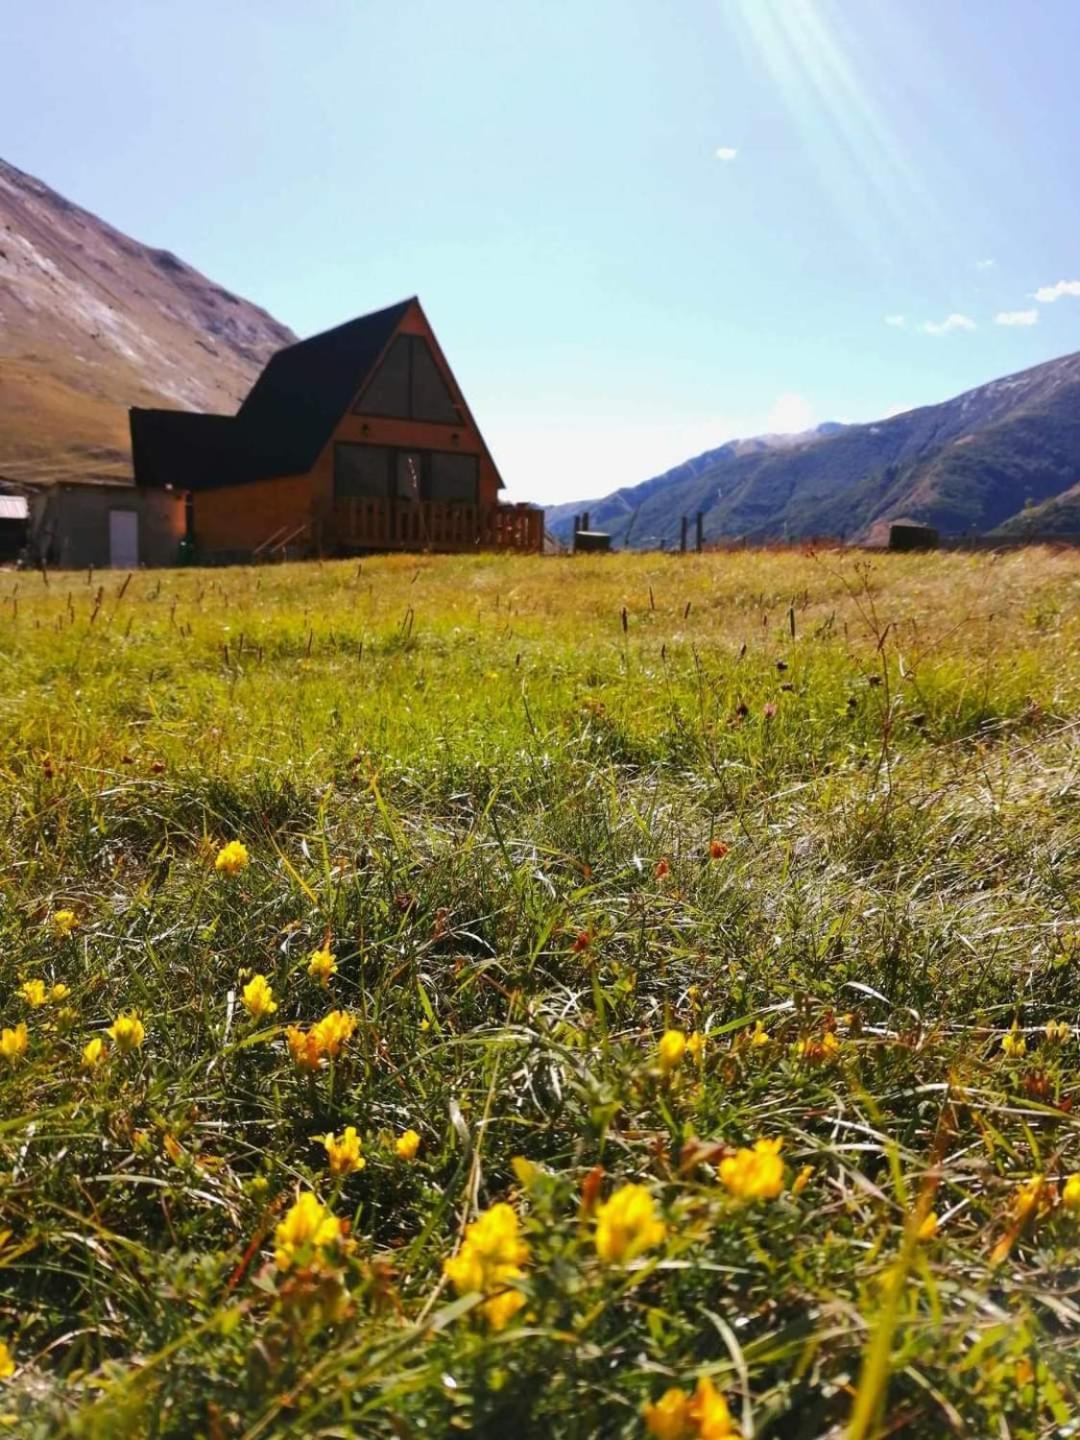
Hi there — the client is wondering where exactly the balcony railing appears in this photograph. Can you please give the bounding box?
[328,500,543,553]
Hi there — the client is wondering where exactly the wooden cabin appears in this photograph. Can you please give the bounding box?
[129,298,542,559]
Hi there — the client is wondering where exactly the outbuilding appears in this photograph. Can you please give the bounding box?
[23,481,186,569]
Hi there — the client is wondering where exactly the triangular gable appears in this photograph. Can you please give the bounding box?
[344,300,504,489]
[353,332,462,424]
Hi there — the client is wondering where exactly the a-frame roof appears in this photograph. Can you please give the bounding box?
[234,298,412,472]
[130,297,500,491]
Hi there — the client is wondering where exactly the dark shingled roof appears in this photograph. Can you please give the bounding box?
[130,298,413,490]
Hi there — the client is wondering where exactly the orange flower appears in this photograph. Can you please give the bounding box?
[286,1025,323,1071]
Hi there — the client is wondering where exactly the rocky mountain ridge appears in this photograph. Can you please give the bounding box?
[0,156,295,485]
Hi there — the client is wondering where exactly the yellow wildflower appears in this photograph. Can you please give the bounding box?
[0,1340,13,1379]
[791,1163,814,1195]
[51,909,78,937]
[795,1031,840,1064]
[50,983,70,1002]
[273,1191,344,1271]
[1062,1174,1080,1213]
[1013,1174,1053,1222]
[594,1183,666,1264]
[1001,1024,1027,1058]
[395,1128,421,1161]
[286,1024,323,1071]
[686,1031,705,1063]
[644,1387,692,1439]
[320,1126,365,1176]
[312,1009,357,1059]
[0,1024,28,1065]
[308,947,338,985]
[82,1036,106,1068]
[443,1202,529,1330]
[917,1211,939,1241]
[658,1029,687,1072]
[688,1376,738,1438]
[749,1020,769,1047]
[644,1377,739,1439]
[719,1138,785,1201]
[214,840,250,876]
[107,1012,145,1054]
[241,973,278,1020]
[18,980,47,1007]
[1045,1019,1071,1045]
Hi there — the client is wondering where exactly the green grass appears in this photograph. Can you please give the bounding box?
[2,547,1080,1437]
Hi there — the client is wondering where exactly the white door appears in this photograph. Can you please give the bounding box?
[109,509,139,569]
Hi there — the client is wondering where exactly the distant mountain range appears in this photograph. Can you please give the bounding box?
[549,352,1080,546]
[0,157,294,486]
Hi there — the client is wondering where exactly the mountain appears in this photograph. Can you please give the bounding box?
[549,354,1080,547]
[0,157,295,486]
[544,423,847,542]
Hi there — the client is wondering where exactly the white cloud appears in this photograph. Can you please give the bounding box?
[883,314,907,328]
[1034,279,1080,303]
[714,147,738,162]
[995,308,1038,327]
[921,313,976,336]
[976,258,995,270]
[765,391,815,434]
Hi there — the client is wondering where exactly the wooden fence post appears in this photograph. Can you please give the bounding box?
[680,516,688,553]
[696,512,704,552]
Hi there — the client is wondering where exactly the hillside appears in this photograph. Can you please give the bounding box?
[0,157,295,485]
[992,480,1080,539]
[550,353,1080,546]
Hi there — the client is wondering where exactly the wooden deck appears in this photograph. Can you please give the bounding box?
[327,500,543,553]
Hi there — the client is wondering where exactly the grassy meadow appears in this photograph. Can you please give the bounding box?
[2,546,1080,1437]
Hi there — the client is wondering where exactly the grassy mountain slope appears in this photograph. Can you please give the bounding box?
[991,480,1080,538]
[0,157,295,485]
[550,352,1080,546]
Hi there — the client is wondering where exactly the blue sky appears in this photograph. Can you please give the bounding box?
[4,0,1080,503]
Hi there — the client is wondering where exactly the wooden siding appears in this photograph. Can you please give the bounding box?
[194,472,311,554]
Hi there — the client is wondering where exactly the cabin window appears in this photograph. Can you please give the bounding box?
[334,443,389,499]
[334,444,478,507]
[395,451,424,501]
[354,336,462,424]
[410,341,460,423]
[427,452,478,505]
[354,337,410,418]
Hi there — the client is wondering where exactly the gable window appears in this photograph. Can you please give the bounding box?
[410,341,460,423]
[354,336,462,424]
[353,338,410,419]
